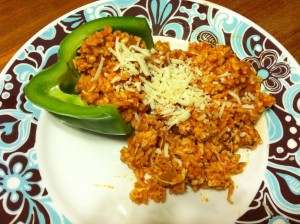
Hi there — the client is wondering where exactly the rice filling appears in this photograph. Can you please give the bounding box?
[73,26,276,204]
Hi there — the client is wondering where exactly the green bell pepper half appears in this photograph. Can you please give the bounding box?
[25,16,154,135]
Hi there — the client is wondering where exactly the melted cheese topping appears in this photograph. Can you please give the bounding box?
[108,39,211,128]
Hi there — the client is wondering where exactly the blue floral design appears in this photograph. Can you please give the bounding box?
[61,12,87,31]
[1,0,300,223]
[0,109,34,152]
[0,153,46,223]
[13,44,59,118]
[244,49,290,93]
[148,0,186,38]
[180,3,206,24]
[0,151,70,223]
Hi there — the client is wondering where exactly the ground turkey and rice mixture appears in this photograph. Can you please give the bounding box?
[73,26,275,204]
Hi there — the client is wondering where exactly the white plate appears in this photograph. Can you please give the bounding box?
[1,0,299,223]
[36,37,269,224]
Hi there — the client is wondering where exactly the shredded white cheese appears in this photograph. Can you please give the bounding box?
[218,71,231,78]
[108,39,211,128]
[163,143,170,158]
[240,132,246,137]
[134,112,140,123]
[242,104,255,109]
[219,102,227,119]
[247,92,255,100]
[91,56,105,81]
[143,173,152,181]
[174,157,183,167]
[111,76,121,83]
[141,58,210,127]
[228,91,241,105]
[155,148,162,154]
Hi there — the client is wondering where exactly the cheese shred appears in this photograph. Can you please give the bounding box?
[91,56,105,81]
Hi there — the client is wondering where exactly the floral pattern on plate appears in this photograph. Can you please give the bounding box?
[0,0,299,223]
